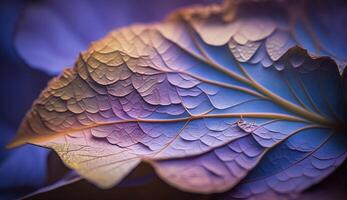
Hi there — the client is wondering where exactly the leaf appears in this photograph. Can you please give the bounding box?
[8,0,347,196]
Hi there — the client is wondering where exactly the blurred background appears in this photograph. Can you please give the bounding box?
[0,1,51,199]
[0,0,346,200]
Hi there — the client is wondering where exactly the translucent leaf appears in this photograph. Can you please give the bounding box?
[9,0,347,196]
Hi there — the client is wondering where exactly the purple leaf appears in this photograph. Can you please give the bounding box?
[9,0,347,197]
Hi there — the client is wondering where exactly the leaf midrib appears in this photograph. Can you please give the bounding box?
[10,112,304,148]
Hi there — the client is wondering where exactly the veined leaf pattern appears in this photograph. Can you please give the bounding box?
[9,0,347,197]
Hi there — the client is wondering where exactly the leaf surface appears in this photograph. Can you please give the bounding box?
[9,0,347,195]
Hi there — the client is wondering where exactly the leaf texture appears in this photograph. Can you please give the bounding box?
[9,0,347,196]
